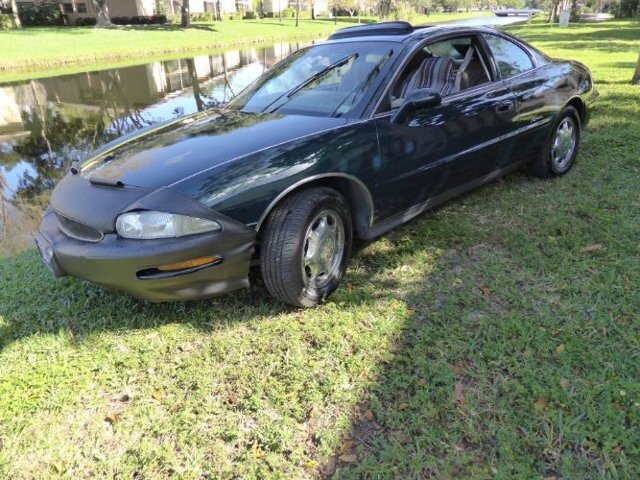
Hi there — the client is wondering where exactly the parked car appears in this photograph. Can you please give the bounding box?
[36,22,598,307]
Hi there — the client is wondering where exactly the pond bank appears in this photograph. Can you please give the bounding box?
[0,13,487,82]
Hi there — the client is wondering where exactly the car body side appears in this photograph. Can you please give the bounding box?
[170,28,597,240]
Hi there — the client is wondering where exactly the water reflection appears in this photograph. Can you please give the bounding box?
[0,41,312,202]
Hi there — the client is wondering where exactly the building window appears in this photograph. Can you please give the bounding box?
[76,3,87,13]
[63,3,74,13]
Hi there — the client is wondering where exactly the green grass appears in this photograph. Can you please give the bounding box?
[1,18,639,480]
[0,12,486,82]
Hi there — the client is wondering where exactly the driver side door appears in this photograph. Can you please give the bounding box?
[372,34,518,223]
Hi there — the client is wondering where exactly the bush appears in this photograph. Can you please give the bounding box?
[243,11,258,19]
[393,1,416,22]
[18,4,63,27]
[281,7,295,17]
[0,13,14,30]
[111,14,167,25]
[74,17,97,26]
[190,11,213,21]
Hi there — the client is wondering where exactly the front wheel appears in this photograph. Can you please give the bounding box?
[260,187,352,307]
[531,106,581,178]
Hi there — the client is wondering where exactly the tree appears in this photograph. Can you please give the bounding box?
[295,0,300,26]
[9,0,21,28]
[92,0,111,26]
[181,0,191,27]
[632,53,640,85]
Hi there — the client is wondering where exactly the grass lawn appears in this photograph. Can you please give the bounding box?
[0,12,485,81]
[1,18,639,480]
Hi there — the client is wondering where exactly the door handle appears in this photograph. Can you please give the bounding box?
[496,100,515,112]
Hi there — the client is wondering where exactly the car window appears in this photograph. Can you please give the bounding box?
[482,33,534,79]
[228,42,395,118]
[379,35,491,112]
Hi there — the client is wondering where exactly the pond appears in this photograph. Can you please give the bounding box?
[0,41,314,203]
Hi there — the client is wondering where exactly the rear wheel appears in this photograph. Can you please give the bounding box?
[260,187,352,307]
[531,106,581,178]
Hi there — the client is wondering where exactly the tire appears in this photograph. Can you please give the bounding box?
[530,106,581,178]
[260,187,352,307]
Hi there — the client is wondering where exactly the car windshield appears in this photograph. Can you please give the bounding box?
[229,42,396,118]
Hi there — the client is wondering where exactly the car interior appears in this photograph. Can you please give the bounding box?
[386,36,492,110]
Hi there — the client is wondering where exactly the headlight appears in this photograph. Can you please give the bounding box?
[115,211,221,239]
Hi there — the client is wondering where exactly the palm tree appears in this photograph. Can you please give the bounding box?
[10,0,21,28]
[181,0,191,27]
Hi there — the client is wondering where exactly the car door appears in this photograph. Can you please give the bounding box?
[480,33,558,161]
[372,34,519,221]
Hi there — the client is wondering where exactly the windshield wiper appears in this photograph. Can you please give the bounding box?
[332,49,393,118]
[263,53,359,113]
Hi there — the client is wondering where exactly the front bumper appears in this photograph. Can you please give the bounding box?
[35,209,255,302]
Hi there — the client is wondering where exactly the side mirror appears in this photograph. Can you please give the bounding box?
[391,88,442,125]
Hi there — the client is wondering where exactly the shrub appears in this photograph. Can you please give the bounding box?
[18,4,63,27]
[393,1,416,22]
[190,11,213,21]
[111,14,167,25]
[74,17,97,26]
[243,11,258,19]
[282,7,295,17]
[0,13,14,30]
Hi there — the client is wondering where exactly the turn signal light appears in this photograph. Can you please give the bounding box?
[156,256,222,272]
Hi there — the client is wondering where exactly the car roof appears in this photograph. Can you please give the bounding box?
[321,21,501,46]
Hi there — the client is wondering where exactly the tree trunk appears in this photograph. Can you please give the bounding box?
[181,0,191,27]
[93,0,111,26]
[10,0,21,28]
[186,59,205,111]
[632,53,640,85]
[295,0,299,26]
[548,0,559,22]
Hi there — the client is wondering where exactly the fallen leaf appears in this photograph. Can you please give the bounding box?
[302,460,318,470]
[448,363,465,376]
[612,446,621,453]
[363,410,374,421]
[418,378,427,387]
[321,456,337,476]
[580,244,603,253]
[453,278,464,287]
[252,441,266,460]
[455,382,466,406]
[105,412,120,425]
[533,398,549,411]
[556,344,565,353]
[151,391,164,401]
[168,402,182,413]
[341,439,355,453]
[339,454,357,463]
[482,285,490,297]
[399,402,410,410]
[119,394,131,402]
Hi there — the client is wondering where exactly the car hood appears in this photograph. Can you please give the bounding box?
[79,109,348,189]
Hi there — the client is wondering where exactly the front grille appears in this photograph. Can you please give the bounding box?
[56,213,104,242]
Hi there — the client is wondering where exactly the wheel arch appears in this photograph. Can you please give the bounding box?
[565,96,586,124]
[255,173,375,239]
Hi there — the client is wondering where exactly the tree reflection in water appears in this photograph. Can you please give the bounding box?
[0,41,310,253]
